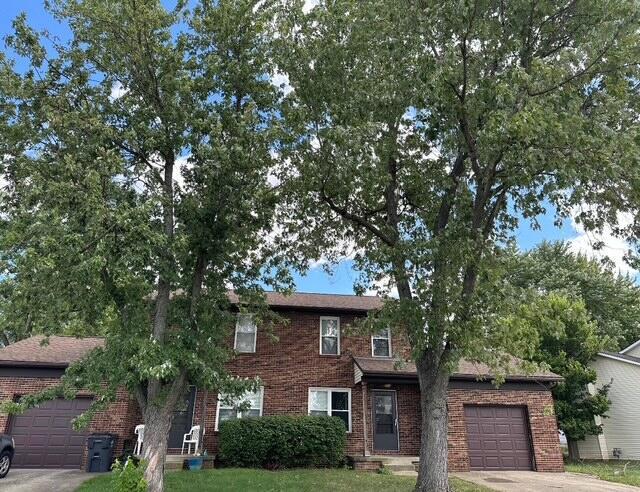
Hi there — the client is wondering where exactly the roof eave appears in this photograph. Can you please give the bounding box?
[0,360,70,369]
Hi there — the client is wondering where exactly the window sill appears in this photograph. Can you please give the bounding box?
[319,353,341,357]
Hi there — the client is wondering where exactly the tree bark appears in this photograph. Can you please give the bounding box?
[415,352,450,492]
[567,438,579,462]
[142,405,174,492]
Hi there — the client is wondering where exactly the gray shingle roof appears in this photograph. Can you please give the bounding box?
[353,356,563,382]
[0,335,104,367]
[228,291,383,312]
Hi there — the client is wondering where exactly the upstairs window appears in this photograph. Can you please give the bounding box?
[320,317,340,355]
[372,328,392,357]
[216,387,264,430]
[308,388,351,432]
[234,314,257,353]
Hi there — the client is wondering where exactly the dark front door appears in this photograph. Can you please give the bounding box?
[465,405,533,470]
[372,390,399,451]
[167,387,196,449]
[9,397,92,468]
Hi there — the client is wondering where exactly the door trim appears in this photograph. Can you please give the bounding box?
[371,389,400,452]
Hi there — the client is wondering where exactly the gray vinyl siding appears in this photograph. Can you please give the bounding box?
[577,355,640,460]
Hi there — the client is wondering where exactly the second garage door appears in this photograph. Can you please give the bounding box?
[9,397,92,468]
[465,405,533,471]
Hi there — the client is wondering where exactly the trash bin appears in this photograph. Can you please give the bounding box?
[86,434,116,473]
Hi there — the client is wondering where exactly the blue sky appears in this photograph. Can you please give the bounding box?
[3,1,627,295]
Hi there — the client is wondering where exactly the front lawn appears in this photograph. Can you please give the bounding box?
[76,468,493,491]
[566,461,640,487]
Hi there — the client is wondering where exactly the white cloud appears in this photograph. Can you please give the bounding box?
[567,209,637,277]
[363,275,399,298]
[271,71,293,96]
[303,0,320,13]
[109,81,129,101]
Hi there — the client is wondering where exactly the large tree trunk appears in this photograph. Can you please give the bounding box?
[567,438,579,462]
[142,405,174,492]
[415,353,450,492]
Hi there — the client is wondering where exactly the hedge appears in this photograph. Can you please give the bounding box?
[218,415,347,469]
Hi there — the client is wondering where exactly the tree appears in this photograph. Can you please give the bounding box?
[505,241,640,349]
[274,1,640,490]
[499,292,611,461]
[0,1,288,490]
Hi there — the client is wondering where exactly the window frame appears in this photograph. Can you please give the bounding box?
[214,386,264,431]
[234,313,257,353]
[307,387,352,433]
[319,316,341,356]
[371,327,392,358]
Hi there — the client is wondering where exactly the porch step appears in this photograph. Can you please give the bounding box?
[164,454,216,470]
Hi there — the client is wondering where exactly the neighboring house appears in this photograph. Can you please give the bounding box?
[577,339,640,461]
[0,292,564,472]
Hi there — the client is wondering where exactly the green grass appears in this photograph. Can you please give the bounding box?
[566,460,640,487]
[76,468,493,491]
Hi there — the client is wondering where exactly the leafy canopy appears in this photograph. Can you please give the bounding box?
[500,292,611,441]
[505,241,640,349]
[0,0,289,422]
[274,0,640,372]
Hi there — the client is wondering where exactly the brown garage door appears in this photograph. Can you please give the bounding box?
[465,405,533,471]
[9,397,92,468]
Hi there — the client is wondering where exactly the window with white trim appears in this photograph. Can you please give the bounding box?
[234,314,257,353]
[371,328,391,357]
[320,317,340,355]
[215,387,264,430]
[308,388,351,432]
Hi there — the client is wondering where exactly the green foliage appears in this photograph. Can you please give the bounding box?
[505,241,640,349]
[112,458,147,492]
[0,0,290,420]
[218,416,347,469]
[273,0,640,371]
[502,292,611,441]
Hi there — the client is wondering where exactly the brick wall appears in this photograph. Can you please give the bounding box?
[0,308,563,473]
[0,376,138,467]
[447,389,564,472]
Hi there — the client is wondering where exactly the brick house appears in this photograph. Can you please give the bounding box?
[0,292,564,472]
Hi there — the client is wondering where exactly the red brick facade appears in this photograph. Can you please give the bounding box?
[0,375,138,467]
[0,307,564,472]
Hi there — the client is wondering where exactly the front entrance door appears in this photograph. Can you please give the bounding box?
[168,386,196,449]
[372,390,399,452]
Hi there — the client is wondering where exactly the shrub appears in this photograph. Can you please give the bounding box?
[111,458,147,492]
[218,415,347,469]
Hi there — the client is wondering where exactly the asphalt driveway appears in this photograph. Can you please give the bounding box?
[1,469,94,492]
[452,471,640,491]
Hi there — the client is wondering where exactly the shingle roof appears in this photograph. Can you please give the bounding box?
[599,350,640,365]
[228,291,384,312]
[353,356,563,383]
[0,335,104,367]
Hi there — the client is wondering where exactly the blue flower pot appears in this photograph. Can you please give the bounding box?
[187,457,203,470]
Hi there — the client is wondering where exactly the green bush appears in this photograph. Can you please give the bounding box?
[111,458,147,492]
[218,415,347,469]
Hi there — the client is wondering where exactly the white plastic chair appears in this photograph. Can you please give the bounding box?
[181,425,201,455]
[134,424,145,456]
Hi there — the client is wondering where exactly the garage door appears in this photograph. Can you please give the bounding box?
[9,397,92,468]
[465,405,533,470]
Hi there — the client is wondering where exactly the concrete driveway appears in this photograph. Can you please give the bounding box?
[452,471,640,491]
[1,469,94,492]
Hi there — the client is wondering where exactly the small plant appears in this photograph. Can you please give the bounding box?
[112,458,147,492]
[378,467,392,475]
